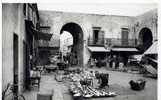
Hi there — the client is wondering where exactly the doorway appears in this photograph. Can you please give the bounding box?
[13,33,18,93]
[138,27,153,52]
[121,28,129,46]
[60,22,84,66]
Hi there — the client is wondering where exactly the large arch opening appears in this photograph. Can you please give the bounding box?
[60,22,84,67]
[138,27,153,52]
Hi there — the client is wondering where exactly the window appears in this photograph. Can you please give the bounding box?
[23,4,26,16]
[121,28,129,46]
[33,12,36,26]
[27,5,30,20]
[28,6,33,21]
[92,27,101,44]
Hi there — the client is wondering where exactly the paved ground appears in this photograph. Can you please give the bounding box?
[23,67,157,100]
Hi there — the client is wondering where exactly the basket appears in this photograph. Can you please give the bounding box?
[129,79,146,91]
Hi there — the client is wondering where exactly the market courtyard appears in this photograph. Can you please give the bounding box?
[2,3,158,100]
[23,67,157,100]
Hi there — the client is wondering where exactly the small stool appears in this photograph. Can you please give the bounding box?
[37,90,54,100]
[30,77,40,90]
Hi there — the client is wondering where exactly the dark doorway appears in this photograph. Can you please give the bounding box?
[92,27,101,45]
[25,20,34,90]
[23,41,29,89]
[138,28,153,52]
[13,34,18,93]
[60,23,84,66]
[93,30,99,44]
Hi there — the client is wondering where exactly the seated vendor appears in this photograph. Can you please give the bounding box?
[95,71,109,88]
[99,73,109,88]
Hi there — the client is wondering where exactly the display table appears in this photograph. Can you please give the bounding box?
[57,62,67,70]
[45,65,58,73]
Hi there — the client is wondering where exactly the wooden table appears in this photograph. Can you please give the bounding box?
[45,65,58,73]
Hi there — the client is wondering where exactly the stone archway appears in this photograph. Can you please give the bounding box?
[60,22,84,67]
[138,27,153,52]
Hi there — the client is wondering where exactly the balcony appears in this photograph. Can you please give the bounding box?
[105,38,137,48]
[38,39,60,47]
[88,38,104,46]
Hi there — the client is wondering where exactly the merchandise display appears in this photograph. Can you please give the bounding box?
[69,83,116,98]
[55,68,116,98]
[67,69,116,98]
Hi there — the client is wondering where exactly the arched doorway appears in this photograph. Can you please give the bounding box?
[138,27,153,52]
[60,22,84,67]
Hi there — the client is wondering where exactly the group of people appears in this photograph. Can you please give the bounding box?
[109,55,128,69]
[89,55,128,69]
[63,52,78,67]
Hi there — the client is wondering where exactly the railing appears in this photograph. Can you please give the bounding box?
[88,38,137,47]
[88,38,104,46]
[105,38,137,47]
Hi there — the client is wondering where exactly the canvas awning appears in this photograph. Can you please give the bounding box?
[32,28,53,40]
[111,48,138,52]
[88,46,110,52]
[144,41,157,55]
[25,20,53,40]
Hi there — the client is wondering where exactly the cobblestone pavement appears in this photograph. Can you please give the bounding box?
[23,67,157,100]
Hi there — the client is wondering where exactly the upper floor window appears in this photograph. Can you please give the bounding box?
[23,4,26,16]
[121,28,129,45]
[121,28,129,38]
[92,27,101,44]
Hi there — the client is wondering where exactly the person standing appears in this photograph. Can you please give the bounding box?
[115,55,119,69]
[97,57,102,68]
[123,55,128,67]
[109,55,114,68]
[90,58,95,68]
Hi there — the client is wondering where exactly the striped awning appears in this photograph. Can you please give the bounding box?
[144,41,157,55]
[111,48,138,52]
[88,46,110,52]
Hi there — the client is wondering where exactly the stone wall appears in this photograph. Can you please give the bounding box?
[39,11,136,65]
[2,4,26,92]
[135,9,158,43]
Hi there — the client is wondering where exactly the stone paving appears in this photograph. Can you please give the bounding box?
[23,67,157,100]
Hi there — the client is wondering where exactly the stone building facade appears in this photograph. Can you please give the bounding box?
[39,9,157,66]
[2,3,41,92]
